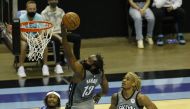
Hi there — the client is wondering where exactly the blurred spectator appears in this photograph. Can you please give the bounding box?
[152,0,186,45]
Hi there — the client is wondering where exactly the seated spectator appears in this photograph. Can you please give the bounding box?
[128,0,155,48]
[18,0,49,78]
[41,0,81,74]
[41,91,61,109]
[5,23,12,34]
[152,0,186,45]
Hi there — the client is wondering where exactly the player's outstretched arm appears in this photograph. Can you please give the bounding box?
[109,93,117,109]
[138,94,158,109]
[61,24,83,74]
[93,74,109,103]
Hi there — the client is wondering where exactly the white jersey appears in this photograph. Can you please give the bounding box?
[41,6,65,33]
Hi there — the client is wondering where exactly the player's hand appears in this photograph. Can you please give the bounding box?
[140,9,146,16]
[93,93,102,104]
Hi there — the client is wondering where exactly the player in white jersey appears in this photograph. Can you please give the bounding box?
[109,72,157,109]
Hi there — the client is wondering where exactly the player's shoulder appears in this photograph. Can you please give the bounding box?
[112,93,118,99]
[111,92,119,106]
[137,93,149,102]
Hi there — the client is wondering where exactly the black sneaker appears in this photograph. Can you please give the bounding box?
[177,35,186,45]
[157,37,164,46]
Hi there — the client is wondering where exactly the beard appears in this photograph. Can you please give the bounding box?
[80,60,100,74]
[80,60,92,70]
[27,12,36,18]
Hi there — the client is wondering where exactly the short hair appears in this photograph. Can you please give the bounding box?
[26,0,36,7]
[126,72,141,91]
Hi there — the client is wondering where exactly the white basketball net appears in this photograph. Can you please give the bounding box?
[21,21,54,61]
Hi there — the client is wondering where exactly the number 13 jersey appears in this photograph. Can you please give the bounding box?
[68,69,103,104]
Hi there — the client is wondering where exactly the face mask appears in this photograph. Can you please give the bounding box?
[27,12,36,18]
[81,60,92,70]
[49,3,57,8]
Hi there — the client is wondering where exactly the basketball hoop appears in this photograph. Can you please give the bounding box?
[20,21,54,61]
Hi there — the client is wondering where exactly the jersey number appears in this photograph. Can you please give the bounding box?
[82,85,95,97]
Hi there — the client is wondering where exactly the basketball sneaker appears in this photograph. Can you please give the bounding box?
[137,40,144,48]
[156,35,164,46]
[177,35,186,45]
[17,66,26,78]
[54,64,64,74]
[42,65,49,76]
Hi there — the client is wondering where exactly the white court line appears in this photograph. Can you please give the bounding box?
[1,91,190,109]
[1,77,190,95]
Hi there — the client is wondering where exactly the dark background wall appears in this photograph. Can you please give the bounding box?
[16,0,190,38]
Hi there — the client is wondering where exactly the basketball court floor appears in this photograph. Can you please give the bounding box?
[0,36,190,109]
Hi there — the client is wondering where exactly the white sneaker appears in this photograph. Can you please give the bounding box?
[137,40,144,48]
[17,66,26,78]
[54,64,64,74]
[146,37,154,45]
[42,65,49,76]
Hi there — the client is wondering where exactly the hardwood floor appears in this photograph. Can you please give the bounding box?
[0,34,190,80]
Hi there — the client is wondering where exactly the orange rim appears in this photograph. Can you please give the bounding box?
[20,21,53,32]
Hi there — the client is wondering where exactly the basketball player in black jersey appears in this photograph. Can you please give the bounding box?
[109,72,157,109]
[61,25,108,109]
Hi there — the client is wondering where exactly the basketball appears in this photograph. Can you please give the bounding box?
[62,12,80,31]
